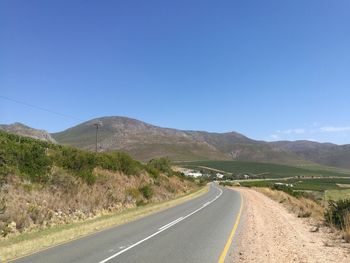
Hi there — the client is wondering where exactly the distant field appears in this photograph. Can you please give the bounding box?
[239,178,350,191]
[237,178,350,201]
[325,189,350,201]
[180,160,350,179]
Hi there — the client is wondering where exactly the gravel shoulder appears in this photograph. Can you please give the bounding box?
[231,188,350,263]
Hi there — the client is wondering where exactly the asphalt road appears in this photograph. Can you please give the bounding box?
[13,183,242,263]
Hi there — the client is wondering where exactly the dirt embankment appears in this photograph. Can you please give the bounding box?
[232,188,350,263]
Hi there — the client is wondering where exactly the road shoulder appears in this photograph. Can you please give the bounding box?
[230,187,350,263]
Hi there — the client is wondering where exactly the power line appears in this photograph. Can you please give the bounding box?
[0,95,83,121]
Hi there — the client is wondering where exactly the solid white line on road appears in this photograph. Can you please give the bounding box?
[158,217,184,230]
[97,185,223,263]
[202,201,211,208]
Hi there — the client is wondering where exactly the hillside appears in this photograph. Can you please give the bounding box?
[271,140,350,170]
[51,117,229,161]
[0,123,56,143]
[51,116,308,165]
[0,131,197,236]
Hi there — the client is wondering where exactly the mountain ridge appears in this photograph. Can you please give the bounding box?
[0,122,56,143]
[2,116,350,169]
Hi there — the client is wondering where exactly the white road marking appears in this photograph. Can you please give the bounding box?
[202,201,210,207]
[97,185,223,263]
[158,217,184,230]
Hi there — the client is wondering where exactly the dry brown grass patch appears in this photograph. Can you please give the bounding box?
[0,168,196,237]
[255,187,324,220]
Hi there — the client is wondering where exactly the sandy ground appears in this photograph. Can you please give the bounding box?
[231,188,350,263]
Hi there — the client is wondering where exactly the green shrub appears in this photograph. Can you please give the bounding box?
[173,171,191,181]
[0,131,143,185]
[146,166,160,179]
[146,158,172,176]
[198,178,209,186]
[0,131,52,183]
[126,188,141,200]
[97,151,142,176]
[53,147,97,183]
[325,199,350,229]
[116,152,142,175]
[139,185,153,199]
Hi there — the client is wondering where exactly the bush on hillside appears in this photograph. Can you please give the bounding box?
[0,131,145,184]
[0,131,193,187]
[0,132,52,183]
[110,152,142,175]
[53,147,97,184]
[139,185,153,200]
[325,199,350,229]
[198,177,209,186]
[146,158,173,177]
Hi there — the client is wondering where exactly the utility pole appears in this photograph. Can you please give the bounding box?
[94,123,100,152]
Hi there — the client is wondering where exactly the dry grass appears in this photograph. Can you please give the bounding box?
[0,168,196,236]
[0,185,208,261]
[255,187,324,220]
[342,212,350,242]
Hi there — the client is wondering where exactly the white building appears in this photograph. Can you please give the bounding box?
[216,173,224,179]
[182,169,203,178]
[186,172,203,178]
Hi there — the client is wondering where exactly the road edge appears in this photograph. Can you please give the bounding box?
[218,187,243,263]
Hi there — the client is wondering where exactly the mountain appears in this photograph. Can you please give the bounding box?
[0,123,56,143]
[51,116,308,165]
[2,117,350,169]
[271,140,350,169]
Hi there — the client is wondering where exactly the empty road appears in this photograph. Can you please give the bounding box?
[13,184,242,263]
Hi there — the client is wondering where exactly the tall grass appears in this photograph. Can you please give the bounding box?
[343,212,350,242]
[257,188,324,219]
[325,199,350,242]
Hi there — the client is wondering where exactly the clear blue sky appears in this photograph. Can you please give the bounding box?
[1,0,350,144]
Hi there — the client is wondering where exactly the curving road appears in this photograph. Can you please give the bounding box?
[13,184,242,263]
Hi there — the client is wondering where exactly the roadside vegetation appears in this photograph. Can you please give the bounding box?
[255,187,324,219]
[0,131,198,238]
[325,199,350,242]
